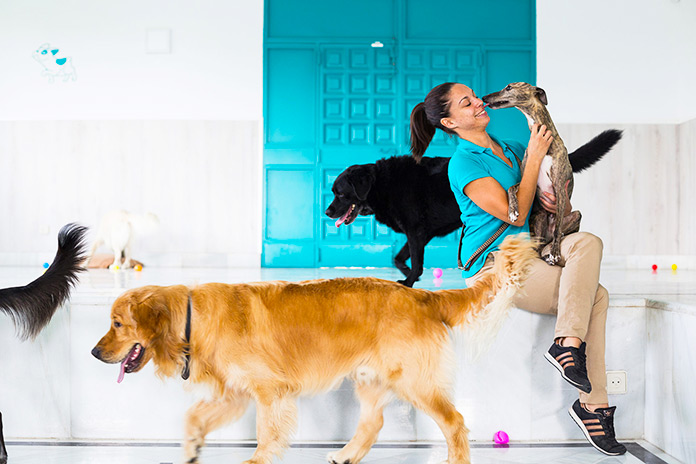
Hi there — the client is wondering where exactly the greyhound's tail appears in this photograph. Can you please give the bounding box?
[0,223,88,340]
[436,234,538,359]
[568,129,623,173]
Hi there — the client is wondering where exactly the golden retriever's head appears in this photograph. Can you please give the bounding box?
[91,285,188,382]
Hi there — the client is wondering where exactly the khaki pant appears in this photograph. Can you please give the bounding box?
[465,232,609,404]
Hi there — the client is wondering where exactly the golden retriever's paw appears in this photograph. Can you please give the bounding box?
[182,440,202,464]
[327,451,354,464]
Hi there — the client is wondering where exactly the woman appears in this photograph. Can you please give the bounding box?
[409,82,625,456]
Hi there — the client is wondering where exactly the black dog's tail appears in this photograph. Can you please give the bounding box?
[0,223,89,340]
[568,129,623,173]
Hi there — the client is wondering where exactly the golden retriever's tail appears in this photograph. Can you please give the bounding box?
[437,233,537,359]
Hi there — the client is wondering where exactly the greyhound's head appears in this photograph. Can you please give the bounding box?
[482,82,547,110]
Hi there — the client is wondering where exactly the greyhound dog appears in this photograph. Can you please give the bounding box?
[483,82,591,265]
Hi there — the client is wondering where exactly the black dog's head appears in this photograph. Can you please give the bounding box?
[325,164,377,227]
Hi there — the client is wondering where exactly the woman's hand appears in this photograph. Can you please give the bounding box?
[527,124,553,163]
[539,180,572,216]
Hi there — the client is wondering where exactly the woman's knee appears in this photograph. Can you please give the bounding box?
[570,232,604,257]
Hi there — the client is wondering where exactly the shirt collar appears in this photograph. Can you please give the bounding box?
[456,133,510,155]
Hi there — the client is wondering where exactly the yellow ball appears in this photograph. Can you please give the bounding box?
[671,264,677,271]
[135,264,143,271]
[113,265,120,271]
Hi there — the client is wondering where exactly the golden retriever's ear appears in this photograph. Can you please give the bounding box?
[131,291,174,341]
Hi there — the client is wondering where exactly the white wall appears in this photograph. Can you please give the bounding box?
[0,0,263,121]
[537,0,696,124]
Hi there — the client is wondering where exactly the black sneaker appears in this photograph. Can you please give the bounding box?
[569,399,627,456]
[544,341,592,393]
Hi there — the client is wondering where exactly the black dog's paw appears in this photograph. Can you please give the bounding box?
[396,279,414,287]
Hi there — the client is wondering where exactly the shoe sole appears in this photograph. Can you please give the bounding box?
[568,406,625,456]
[544,351,592,393]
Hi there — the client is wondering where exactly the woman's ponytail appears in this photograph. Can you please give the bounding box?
[409,102,436,162]
[408,82,456,163]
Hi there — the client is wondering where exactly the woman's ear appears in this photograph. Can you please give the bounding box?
[440,117,455,130]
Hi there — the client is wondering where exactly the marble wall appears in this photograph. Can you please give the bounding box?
[0,120,262,267]
[559,119,696,267]
[645,301,696,464]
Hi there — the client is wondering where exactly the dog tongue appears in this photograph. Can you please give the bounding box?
[117,358,127,383]
[335,209,352,227]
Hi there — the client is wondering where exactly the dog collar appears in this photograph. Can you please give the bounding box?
[182,294,192,380]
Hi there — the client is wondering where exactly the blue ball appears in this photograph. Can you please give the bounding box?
[43,262,49,269]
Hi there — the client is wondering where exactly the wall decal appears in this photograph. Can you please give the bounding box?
[33,43,77,83]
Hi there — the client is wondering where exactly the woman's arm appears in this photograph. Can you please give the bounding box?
[463,124,553,227]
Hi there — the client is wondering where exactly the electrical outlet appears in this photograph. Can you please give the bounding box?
[606,371,627,394]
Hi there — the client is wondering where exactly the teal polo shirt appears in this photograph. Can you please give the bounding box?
[448,134,531,280]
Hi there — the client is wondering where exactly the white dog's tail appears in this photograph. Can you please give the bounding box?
[436,234,537,359]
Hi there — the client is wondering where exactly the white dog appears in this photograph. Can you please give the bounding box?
[84,211,159,270]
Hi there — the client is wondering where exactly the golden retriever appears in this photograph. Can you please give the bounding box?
[92,235,536,464]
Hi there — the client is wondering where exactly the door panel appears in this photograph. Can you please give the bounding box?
[318,44,400,267]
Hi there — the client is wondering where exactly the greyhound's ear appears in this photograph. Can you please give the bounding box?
[348,165,376,201]
[535,87,548,105]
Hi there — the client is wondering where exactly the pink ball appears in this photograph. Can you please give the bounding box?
[432,268,443,279]
[493,430,509,444]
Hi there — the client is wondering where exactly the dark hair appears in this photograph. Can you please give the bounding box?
[409,82,457,162]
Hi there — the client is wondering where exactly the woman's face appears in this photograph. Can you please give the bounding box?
[441,83,489,133]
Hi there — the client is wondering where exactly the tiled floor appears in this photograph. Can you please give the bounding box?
[1,441,680,464]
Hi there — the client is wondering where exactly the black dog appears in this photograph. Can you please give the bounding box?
[0,223,88,464]
[325,130,622,287]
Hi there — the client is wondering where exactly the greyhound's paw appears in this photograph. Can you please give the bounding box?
[508,211,519,222]
[327,451,353,464]
[543,253,560,266]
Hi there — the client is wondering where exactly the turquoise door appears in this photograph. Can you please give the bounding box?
[263,0,536,267]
